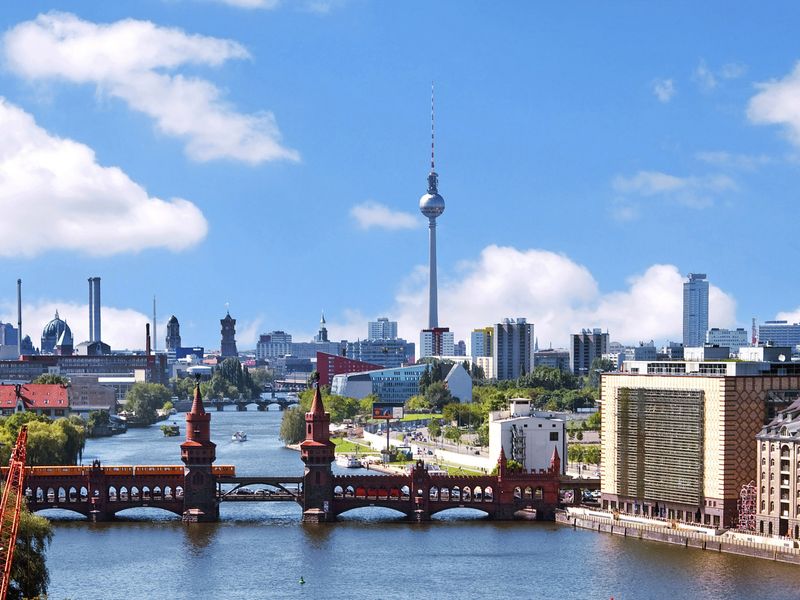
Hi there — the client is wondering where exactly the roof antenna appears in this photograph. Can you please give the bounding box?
[430,81,435,172]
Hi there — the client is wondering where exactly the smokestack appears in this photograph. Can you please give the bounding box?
[88,277,101,343]
[146,323,151,356]
[152,296,157,353]
[16,279,22,357]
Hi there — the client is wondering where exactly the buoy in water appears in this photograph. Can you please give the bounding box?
[299,576,305,585]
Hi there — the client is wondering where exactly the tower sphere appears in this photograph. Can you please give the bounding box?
[419,190,445,219]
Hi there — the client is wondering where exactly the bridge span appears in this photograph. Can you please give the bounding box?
[11,384,596,523]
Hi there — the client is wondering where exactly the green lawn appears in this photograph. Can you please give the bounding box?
[332,437,378,455]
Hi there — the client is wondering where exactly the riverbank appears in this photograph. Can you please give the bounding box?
[558,507,800,565]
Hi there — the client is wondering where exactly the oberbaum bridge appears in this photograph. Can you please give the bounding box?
[13,385,598,524]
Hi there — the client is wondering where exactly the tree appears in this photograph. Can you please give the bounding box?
[279,407,306,445]
[405,395,431,413]
[31,374,69,386]
[8,508,52,600]
[589,357,615,388]
[585,411,601,431]
[87,410,110,436]
[424,381,452,411]
[427,420,442,439]
[124,382,171,425]
[443,425,461,446]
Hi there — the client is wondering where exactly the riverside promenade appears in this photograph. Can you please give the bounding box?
[558,507,800,565]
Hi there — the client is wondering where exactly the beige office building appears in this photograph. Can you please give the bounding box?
[601,358,800,528]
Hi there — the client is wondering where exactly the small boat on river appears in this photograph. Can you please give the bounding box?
[232,431,248,442]
[336,455,362,468]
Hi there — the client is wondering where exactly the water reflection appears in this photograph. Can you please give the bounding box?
[182,522,220,555]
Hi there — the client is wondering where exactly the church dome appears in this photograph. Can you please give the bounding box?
[41,311,72,354]
[42,311,70,340]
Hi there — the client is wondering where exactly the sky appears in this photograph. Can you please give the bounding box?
[1,1,800,352]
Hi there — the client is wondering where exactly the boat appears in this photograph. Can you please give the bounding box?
[231,431,248,442]
[161,423,180,437]
[336,455,362,468]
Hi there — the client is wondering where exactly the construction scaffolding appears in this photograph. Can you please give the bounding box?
[737,480,757,532]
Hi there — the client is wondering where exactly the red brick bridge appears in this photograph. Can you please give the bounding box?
[12,384,593,523]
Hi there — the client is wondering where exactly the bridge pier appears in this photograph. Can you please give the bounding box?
[214,402,224,411]
[236,403,247,412]
[257,403,267,412]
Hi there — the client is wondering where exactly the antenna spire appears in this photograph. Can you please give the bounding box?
[430,82,435,171]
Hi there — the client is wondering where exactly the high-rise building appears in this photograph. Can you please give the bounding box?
[493,318,533,380]
[255,331,293,360]
[166,315,181,352]
[454,340,466,356]
[569,328,609,376]
[706,327,748,353]
[470,327,493,360]
[534,348,570,372]
[368,317,398,341]
[420,328,454,358]
[346,338,414,369]
[220,312,238,358]
[758,321,800,349]
[683,273,709,348]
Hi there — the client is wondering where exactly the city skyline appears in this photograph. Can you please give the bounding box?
[2,3,800,350]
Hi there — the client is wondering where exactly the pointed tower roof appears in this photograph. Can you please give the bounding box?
[309,384,325,417]
[190,382,205,415]
[550,445,561,471]
[320,311,326,325]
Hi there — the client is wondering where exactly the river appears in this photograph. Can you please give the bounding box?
[41,408,800,599]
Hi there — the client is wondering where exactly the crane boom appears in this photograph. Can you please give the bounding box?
[0,426,27,600]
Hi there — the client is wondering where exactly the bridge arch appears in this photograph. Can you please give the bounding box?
[429,506,491,520]
[334,506,410,520]
[111,506,184,519]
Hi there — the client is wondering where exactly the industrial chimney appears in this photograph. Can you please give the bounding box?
[88,277,101,343]
[16,279,22,357]
[146,323,151,356]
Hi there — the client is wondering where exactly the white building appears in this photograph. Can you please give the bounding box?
[444,363,472,402]
[420,328,454,359]
[256,331,293,360]
[368,317,398,340]
[758,321,800,350]
[706,327,748,353]
[470,327,493,360]
[488,399,566,474]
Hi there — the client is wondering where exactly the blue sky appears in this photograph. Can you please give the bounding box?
[1,1,800,351]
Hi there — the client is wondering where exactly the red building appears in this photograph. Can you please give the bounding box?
[316,352,381,387]
[0,384,69,417]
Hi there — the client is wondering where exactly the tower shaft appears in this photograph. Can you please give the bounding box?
[428,218,438,329]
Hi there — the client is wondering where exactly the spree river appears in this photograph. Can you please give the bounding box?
[43,409,800,599]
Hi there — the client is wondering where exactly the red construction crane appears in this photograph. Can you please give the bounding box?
[0,426,27,600]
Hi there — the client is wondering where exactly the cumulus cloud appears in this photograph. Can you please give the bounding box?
[613,170,737,209]
[323,247,737,352]
[3,12,298,164]
[350,201,420,230]
[693,59,747,92]
[652,78,676,103]
[0,301,153,351]
[0,98,207,257]
[748,62,800,148]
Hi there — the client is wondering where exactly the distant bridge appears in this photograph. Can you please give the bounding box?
[207,395,300,412]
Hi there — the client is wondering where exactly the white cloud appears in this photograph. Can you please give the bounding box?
[350,201,420,230]
[3,12,299,164]
[748,62,800,148]
[695,151,771,170]
[0,301,152,351]
[236,316,264,349]
[652,78,676,103]
[720,62,747,80]
[0,98,207,257]
[612,170,737,209]
[775,307,800,323]
[324,247,737,352]
[209,0,343,11]
[693,59,717,91]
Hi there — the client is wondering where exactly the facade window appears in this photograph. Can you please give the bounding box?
[770,501,775,512]
[761,471,765,480]
[549,432,559,441]
[761,500,765,511]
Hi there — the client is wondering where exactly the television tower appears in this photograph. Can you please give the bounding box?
[419,85,445,329]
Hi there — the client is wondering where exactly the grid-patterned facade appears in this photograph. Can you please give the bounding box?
[616,388,704,506]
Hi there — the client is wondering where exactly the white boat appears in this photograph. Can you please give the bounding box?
[336,455,361,468]
[231,431,247,442]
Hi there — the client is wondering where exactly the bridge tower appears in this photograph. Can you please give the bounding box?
[181,383,218,522]
[300,385,335,523]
